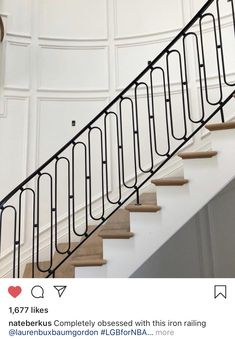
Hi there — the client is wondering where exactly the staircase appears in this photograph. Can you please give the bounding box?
[75,124,235,277]
[1,0,235,278]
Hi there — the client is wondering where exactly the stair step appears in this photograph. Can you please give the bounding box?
[205,121,235,131]
[98,209,133,239]
[99,230,134,239]
[151,177,189,186]
[70,258,107,267]
[102,209,129,228]
[23,228,107,278]
[125,192,161,213]
[57,238,104,261]
[178,151,217,159]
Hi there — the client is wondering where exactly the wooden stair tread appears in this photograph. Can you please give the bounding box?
[54,230,105,276]
[98,209,132,238]
[23,261,50,278]
[131,192,157,204]
[205,121,235,131]
[57,242,78,252]
[70,258,107,267]
[178,151,217,159]
[125,192,161,213]
[102,209,129,228]
[99,230,134,239]
[151,177,189,186]
[126,204,161,212]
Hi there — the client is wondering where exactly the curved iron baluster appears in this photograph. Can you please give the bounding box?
[150,66,171,156]
[183,32,206,123]
[55,157,71,254]
[199,13,223,106]
[71,141,89,237]
[0,206,17,277]
[134,82,154,173]
[104,112,122,205]
[36,173,53,275]
[166,49,188,140]
[119,97,138,189]
[88,127,105,221]
[19,188,36,278]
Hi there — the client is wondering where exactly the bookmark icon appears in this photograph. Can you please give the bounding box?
[214,285,227,299]
[53,285,67,298]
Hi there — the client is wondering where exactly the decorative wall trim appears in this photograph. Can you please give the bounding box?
[113,0,184,40]
[6,32,32,40]
[35,95,109,165]
[37,44,109,92]
[36,96,109,102]
[37,88,110,94]
[191,11,234,34]
[38,36,108,43]
[38,0,109,43]
[114,36,172,90]
[1,94,29,116]
[114,32,174,48]
[196,72,235,83]
[0,96,29,261]
[38,43,109,50]
[4,40,31,91]
[114,28,182,42]
[4,86,30,91]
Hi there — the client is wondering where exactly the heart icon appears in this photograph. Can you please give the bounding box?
[8,286,22,298]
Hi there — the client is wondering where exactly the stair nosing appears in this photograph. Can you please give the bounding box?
[178,151,217,159]
[205,121,235,131]
[125,204,161,212]
[70,259,107,267]
[99,231,134,239]
[151,177,189,186]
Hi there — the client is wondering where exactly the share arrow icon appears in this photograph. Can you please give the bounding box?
[53,285,67,298]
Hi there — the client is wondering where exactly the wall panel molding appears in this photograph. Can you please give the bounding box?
[115,37,172,90]
[37,44,109,92]
[2,0,32,37]
[113,0,185,40]
[7,32,32,40]
[38,36,108,44]
[4,40,31,91]
[35,96,109,165]
[38,0,109,42]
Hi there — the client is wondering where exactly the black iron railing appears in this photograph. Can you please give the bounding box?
[0,0,235,278]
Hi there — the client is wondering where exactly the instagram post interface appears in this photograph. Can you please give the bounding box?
[1,0,235,338]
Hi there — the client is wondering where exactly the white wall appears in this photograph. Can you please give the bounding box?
[132,178,235,278]
[0,0,235,276]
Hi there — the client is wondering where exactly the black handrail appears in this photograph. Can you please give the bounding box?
[0,0,235,278]
[0,0,214,207]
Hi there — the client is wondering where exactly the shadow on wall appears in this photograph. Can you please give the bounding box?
[131,178,235,278]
